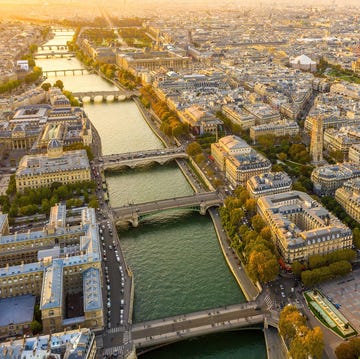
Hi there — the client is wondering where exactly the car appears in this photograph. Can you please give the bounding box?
[108,245,112,250]
[107,322,111,329]
[107,285,110,291]
[120,299,124,307]
[107,302,111,308]
[281,292,286,298]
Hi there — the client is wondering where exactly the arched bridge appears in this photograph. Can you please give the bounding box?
[72,90,131,103]
[42,68,89,76]
[39,44,69,51]
[34,51,75,58]
[112,191,222,227]
[101,147,188,170]
[129,303,276,352]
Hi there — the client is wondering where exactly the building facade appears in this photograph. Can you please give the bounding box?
[311,162,360,195]
[335,179,360,223]
[211,135,271,186]
[246,172,292,198]
[0,205,103,336]
[15,139,91,192]
[257,191,353,263]
[0,328,97,359]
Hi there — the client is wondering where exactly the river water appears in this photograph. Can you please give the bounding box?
[37,31,266,358]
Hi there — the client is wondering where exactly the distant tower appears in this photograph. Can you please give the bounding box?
[310,116,324,164]
[188,29,193,45]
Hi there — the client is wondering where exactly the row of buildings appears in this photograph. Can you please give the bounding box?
[0,88,92,166]
[0,204,103,338]
[210,133,355,264]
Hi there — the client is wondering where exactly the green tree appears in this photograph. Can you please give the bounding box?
[335,337,360,359]
[30,320,42,334]
[353,227,360,249]
[260,226,272,241]
[186,142,202,156]
[29,44,38,54]
[41,82,51,91]
[6,175,17,195]
[251,214,266,233]
[54,79,64,90]
[291,261,303,277]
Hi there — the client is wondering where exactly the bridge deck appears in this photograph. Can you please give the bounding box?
[131,303,267,348]
[112,192,221,218]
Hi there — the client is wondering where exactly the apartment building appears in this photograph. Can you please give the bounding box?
[257,191,352,263]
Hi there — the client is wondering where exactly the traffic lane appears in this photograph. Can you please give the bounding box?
[103,223,131,327]
[131,308,262,339]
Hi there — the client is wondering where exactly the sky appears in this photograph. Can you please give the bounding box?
[0,0,359,20]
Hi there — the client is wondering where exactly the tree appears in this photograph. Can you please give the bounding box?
[30,320,42,334]
[335,337,360,359]
[29,44,38,54]
[244,198,257,214]
[291,261,303,277]
[305,327,324,359]
[251,214,266,233]
[279,305,306,342]
[54,79,64,90]
[352,227,360,249]
[260,226,272,241]
[41,82,51,91]
[247,248,278,283]
[186,142,202,156]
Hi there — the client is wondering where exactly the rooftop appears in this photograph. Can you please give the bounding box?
[0,295,35,327]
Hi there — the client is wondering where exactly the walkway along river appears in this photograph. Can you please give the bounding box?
[37,30,267,358]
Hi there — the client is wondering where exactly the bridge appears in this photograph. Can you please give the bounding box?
[101,147,188,169]
[39,44,69,51]
[72,90,131,102]
[129,303,276,351]
[34,51,75,59]
[42,68,89,76]
[112,191,222,227]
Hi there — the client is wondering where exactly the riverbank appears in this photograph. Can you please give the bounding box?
[208,208,259,301]
[132,97,172,148]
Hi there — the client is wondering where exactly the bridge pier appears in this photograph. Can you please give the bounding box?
[130,214,139,227]
[199,202,207,215]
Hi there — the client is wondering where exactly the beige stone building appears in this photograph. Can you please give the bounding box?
[335,179,360,223]
[15,139,91,192]
[311,162,360,195]
[211,135,271,186]
[246,172,292,198]
[249,120,299,143]
[257,191,353,263]
[0,205,103,336]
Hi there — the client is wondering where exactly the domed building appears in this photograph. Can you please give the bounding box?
[15,139,91,192]
[47,138,63,158]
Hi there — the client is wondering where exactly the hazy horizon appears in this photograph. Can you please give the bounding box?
[1,0,360,21]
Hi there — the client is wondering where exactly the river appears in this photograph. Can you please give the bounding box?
[37,31,266,358]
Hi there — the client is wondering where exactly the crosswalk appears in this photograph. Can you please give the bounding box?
[264,294,273,309]
[107,326,123,334]
[103,345,124,357]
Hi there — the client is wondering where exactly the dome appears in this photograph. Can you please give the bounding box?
[47,138,62,150]
[47,138,63,158]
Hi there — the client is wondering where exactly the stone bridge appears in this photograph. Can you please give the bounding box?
[129,303,277,352]
[101,147,188,169]
[111,191,222,227]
